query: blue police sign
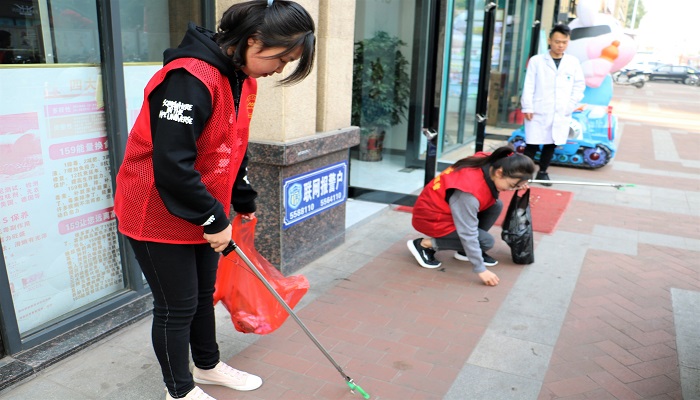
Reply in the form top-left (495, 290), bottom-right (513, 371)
top-left (283, 161), bottom-right (347, 228)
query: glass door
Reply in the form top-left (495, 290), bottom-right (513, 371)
top-left (492, 0), bottom-right (538, 129)
top-left (350, 0), bottom-right (427, 198)
top-left (438, 0), bottom-right (485, 163)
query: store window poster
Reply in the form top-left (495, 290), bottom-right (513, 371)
top-left (0, 67), bottom-right (123, 333)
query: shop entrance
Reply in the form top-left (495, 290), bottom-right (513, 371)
top-left (349, 0), bottom-right (490, 204)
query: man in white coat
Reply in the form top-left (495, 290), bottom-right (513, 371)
top-left (521, 24), bottom-right (585, 185)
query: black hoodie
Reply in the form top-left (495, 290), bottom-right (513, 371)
top-left (148, 23), bottom-right (257, 235)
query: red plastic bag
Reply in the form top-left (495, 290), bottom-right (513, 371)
top-left (213, 215), bottom-right (309, 334)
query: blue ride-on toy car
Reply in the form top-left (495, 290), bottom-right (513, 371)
top-left (508, 105), bottom-right (617, 169)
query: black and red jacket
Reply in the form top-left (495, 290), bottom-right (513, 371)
top-left (115, 24), bottom-right (257, 244)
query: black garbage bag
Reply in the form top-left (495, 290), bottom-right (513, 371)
top-left (500, 188), bottom-right (534, 264)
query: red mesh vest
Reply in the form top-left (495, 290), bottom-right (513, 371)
top-left (412, 164), bottom-right (496, 238)
top-left (114, 58), bottom-right (257, 244)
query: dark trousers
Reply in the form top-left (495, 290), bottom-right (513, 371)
top-left (433, 199), bottom-right (503, 251)
top-left (128, 238), bottom-right (220, 398)
top-left (524, 143), bottom-right (556, 172)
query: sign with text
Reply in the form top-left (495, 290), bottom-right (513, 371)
top-left (283, 161), bottom-right (347, 229)
top-left (0, 64), bottom-right (160, 334)
top-left (0, 66), bottom-right (124, 334)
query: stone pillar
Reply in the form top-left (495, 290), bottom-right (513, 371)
top-left (248, 129), bottom-right (358, 275)
top-left (216, 0), bottom-right (359, 275)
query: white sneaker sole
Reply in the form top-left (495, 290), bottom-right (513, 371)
top-left (193, 375), bottom-right (262, 392)
top-left (407, 240), bottom-right (441, 269)
top-left (453, 252), bottom-right (470, 262)
top-left (455, 251), bottom-right (497, 267)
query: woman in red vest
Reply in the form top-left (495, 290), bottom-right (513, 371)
top-left (408, 146), bottom-right (535, 286)
top-left (114, 1), bottom-right (315, 399)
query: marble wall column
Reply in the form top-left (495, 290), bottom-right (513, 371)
top-left (216, 0), bottom-right (358, 274)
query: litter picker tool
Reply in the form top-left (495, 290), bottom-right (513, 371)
top-left (529, 179), bottom-right (635, 190)
top-left (222, 241), bottom-right (371, 399)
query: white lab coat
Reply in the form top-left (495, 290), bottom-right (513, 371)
top-left (520, 52), bottom-right (586, 145)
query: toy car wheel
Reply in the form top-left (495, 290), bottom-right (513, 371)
top-left (570, 153), bottom-right (584, 164)
top-left (510, 136), bottom-right (527, 154)
top-left (557, 154), bottom-right (569, 163)
top-left (583, 146), bottom-right (611, 168)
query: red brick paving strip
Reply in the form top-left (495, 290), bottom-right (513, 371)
top-left (539, 245), bottom-right (698, 399)
top-left (215, 238), bottom-right (526, 399)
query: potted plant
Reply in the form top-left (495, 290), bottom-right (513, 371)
top-left (351, 31), bottom-right (411, 161)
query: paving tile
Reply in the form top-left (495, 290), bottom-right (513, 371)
top-left (467, 331), bottom-right (554, 381)
top-left (543, 359), bottom-right (600, 381)
top-left (627, 355), bottom-right (680, 380)
top-left (581, 388), bottom-right (618, 399)
top-left (627, 375), bottom-right (680, 398)
top-left (445, 364), bottom-right (542, 400)
top-left (592, 355), bottom-right (643, 383)
top-left (0, 377), bottom-right (102, 400)
top-left (586, 370), bottom-right (643, 399)
top-left (545, 375), bottom-right (599, 397)
top-left (628, 343), bottom-right (678, 362)
top-left (679, 367), bottom-right (700, 400)
top-left (261, 351), bottom-right (314, 373)
top-left (40, 343), bottom-right (155, 399)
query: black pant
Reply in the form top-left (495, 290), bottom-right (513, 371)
top-left (128, 238), bottom-right (220, 398)
top-left (524, 143), bottom-right (556, 172)
top-left (433, 199), bottom-right (503, 252)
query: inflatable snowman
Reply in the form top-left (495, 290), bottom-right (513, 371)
top-left (567, 0), bottom-right (637, 105)
top-left (508, 0), bottom-right (637, 169)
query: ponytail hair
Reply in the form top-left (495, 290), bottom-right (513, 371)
top-left (452, 146), bottom-right (535, 182)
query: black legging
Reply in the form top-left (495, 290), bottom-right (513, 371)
top-left (128, 238), bottom-right (221, 398)
top-left (433, 199), bottom-right (503, 253)
top-left (524, 143), bottom-right (556, 172)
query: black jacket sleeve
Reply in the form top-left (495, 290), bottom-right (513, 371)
top-left (149, 69), bottom-right (230, 234)
top-left (231, 151), bottom-right (257, 213)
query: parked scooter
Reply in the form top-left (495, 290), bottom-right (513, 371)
top-left (612, 68), bottom-right (646, 88)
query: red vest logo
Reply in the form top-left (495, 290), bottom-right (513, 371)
top-left (246, 94), bottom-right (256, 119)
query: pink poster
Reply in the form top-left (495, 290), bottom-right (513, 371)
top-left (0, 113), bottom-right (43, 180)
top-left (0, 67), bottom-right (123, 333)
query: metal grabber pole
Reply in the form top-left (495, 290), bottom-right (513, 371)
top-left (222, 241), bottom-right (371, 399)
top-left (529, 179), bottom-right (635, 190)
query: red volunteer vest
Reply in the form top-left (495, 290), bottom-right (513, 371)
top-left (114, 58), bottom-right (257, 244)
top-left (412, 164), bottom-right (496, 238)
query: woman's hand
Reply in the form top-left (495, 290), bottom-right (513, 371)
top-left (238, 212), bottom-right (256, 221)
top-left (515, 181), bottom-right (530, 191)
top-left (203, 224), bottom-right (233, 253)
top-left (478, 270), bottom-right (500, 286)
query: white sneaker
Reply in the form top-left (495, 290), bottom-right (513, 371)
top-left (454, 251), bottom-right (469, 261)
top-left (193, 361), bottom-right (263, 391)
top-left (165, 386), bottom-right (215, 400)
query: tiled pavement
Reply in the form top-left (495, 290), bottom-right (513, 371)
top-left (0, 82), bottom-right (698, 399)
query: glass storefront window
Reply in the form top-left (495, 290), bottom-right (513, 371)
top-left (119, 1), bottom-right (203, 130)
top-left (439, 0), bottom-right (485, 161)
top-left (0, 1), bottom-right (122, 335)
top-left (120, 0), bottom-right (201, 63)
top-left (496, 0), bottom-right (536, 128)
top-left (0, 1), bottom-right (102, 64)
